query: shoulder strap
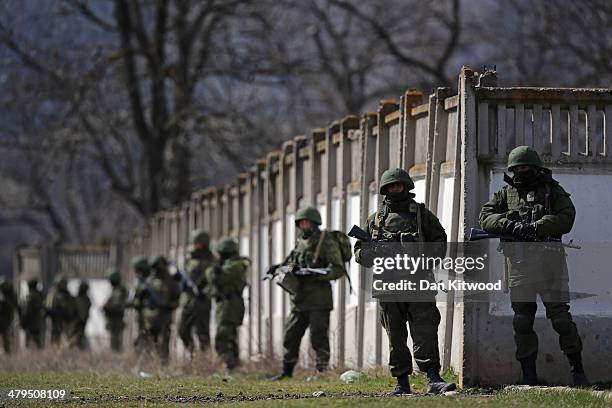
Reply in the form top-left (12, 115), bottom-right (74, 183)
top-left (417, 203), bottom-right (423, 242)
top-left (313, 230), bottom-right (326, 262)
top-left (371, 201), bottom-right (388, 241)
top-left (544, 183), bottom-right (552, 215)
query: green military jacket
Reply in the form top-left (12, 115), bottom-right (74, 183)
top-left (479, 174), bottom-right (575, 287)
top-left (206, 256), bottom-right (249, 325)
top-left (46, 288), bottom-right (76, 326)
top-left (179, 250), bottom-right (215, 307)
top-left (20, 289), bottom-right (44, 329)
top-left (0, 287), bottom-right (18, 331)
top-left (143, 271), bottom-right (180, 320)
top-left (287, 228), bottom-right (345, 312)
top-left (75, 293), bottom-right (91, 325)
top-left (104, 284), bottom-right (128, 320)
top-left (354, 197), bottom-right (447, 264)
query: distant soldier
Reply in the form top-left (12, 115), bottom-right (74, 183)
top-left (178, 230), bottom-right (215, 354)
top-left (128, 256), bottom-right (151, 351)
top-left (103, 268), bottom-right (128, 352)
top-left (480, 146), bottom-right (587, 386)
top-left (206, 239), bottom-right (248, 371)
top-left (19, 278), bottom-right (45, 349)
top-left (354, 168), bottom-right (455, 395)
top-left (143, 255), bottom-right (180, 361)
top-left (73, 280), bottom-right (91, 350)
top-left (46, 275), bottom-right (76, 345)
top-left (269, 207), bottom-right (346, 380)
top-left (0, 277), bottom-right (18, 354)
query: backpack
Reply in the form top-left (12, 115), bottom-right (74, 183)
top-left (313, 230), bottom-right (353, 264)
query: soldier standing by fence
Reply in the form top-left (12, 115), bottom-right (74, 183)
top-left (46, 275), bottom-right (76, 346)
top-left (0, 277), bottom-right (18, 354)
top-left (19, 278), bottom-right (45, 349)
top-left (103, 268), bottom-right (128, 352)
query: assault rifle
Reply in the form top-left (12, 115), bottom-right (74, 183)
top-left (347, 225), bottom-right (371, 242)
top-left (468, 228), bottom-right (581, 249)
top-left (170, 263), bottom-right (200, 297)
top-left (263, 251), bottom-right (329, 280)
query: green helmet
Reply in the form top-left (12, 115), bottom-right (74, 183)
top-left (190, 230), bottom-right (210, 247)
top-left (131, 256), bottom-right (149, 272)
top-left (216, 239), bottom-right (238, 257)
top-left (507, 146), bottom-right (542, 170)
top-left (79, 280), bottom-right (89, 293)
top-left (106, 267), bottom-right (121, 284)
top-left (150, 255), bottom-right (168, 269)
top-left (379, 168), bottom-right (415, 194)
top-left (53, 274), bottom-right (68, 290)
top-left (294, 207), bottom-right (322, 226)
top-left (27, 278), bottom-right (39, 289)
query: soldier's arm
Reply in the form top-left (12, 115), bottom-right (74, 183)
top-left (422, 206), bottom-right (448, 257)
top-left (479, 188), bottom-right (512, 234)
top-left (534, 185), bottom-right (575, 237)
top-left (314, 237), bottom-right (345, 281)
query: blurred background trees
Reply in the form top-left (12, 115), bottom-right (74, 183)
top-left (0, 0), bottom-right (611, 271)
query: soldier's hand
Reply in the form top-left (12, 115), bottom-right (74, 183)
top-left (287, 264), bottom-right (300, 274)
top-left (511, 222), bottom-right (537, 240)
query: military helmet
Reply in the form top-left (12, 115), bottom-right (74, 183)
top-left (79, 280), bottom-right (89, 292)
top-left (507, 146), bottom-right (543, 170)
top-left (216, 239), bottom-right (239, 257)
top-left (27, 278), bottom-right (39, 289)
top-left (53, 274), bottom-right (68, 289)
top-left (150, 255), bottom-right (168, 268)
top-left (294, 207), bottom-right (322, 226)
top-left (131, 256), bottom-right (149, 272)
top-left (0, 276), bottom-right (11, 292)
top-left (105, 267), bottom-right (121, 283)
top-left (190, 230), bottom-right (210, 247)
top-left (379, 168), bottom-right (415, 194)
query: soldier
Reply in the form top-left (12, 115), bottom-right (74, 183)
top-left (73, 280), bottom-right (91, 350)
top-left (354, 168), bottom-right (455, 395)
top-left (178, 230), bottom-right (215, 354)
top-left (0, 277), bottom-right (18, 354)
top-left (103, 268), bottom-right (128, 352)
top-left (206, 239), bottom-right (248, 371)
top-left (19, 278), bottom-right (45, 349)
top-left (143, 255), bottom-right (180, 362)
top-left (479, 146), bottom-right (587, 386)
top-left (46, 275), bottom-right (76, 345)
top-left (269, 207), bottom-right (346, 380)
top-left (128, 256), bottom-right (151, 351)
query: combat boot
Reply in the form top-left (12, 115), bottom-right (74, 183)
top-left (267, 363), bottom-right (294, 381)
top-left (518, 355), bottom-right (538, 386)
top-left (567, 352), bottom-right (589, 387)
top-left (426, 367), bottom-right (456, 395)
top-left (391, 373), bottom-right (411, 395)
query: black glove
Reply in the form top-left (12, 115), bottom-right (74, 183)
top-left (510, 222), bottom-right (537, 240)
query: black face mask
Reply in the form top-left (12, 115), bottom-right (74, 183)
top-left (386, 190), bottom-right (409, 202)
top-left (512, 168), bottom-right (539, 189)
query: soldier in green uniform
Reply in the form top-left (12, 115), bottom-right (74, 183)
top-left (103, 268), bottom-right (128, 352)
top-left (0, 277), bottom-right (18, 354)
top-left (206, 239), bottom-right (248, 371)
top-left (128, 256), bottom-right (151, 351)
top-left (178, 230), bottom-right (215, 354)
top-left (46, 275), bottom-right (76, 345)
top-left (19, 278), bottom-right (45, 349)
top-left (73, 280), bottom-right (91, 350)
top-left (143, 255), bottom-right (180, 362)
top-left (479, 146), bottom-right (587, 386)
top-left (269, 207), bottom-right (346, 380)
top-left (354, 168), bottom-right (455, 395)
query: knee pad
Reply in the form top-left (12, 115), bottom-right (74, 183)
top-left (513, 313), bottom-right (534, 334)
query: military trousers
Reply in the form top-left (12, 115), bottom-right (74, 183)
top-left (106, 320), bottom-right (125, 352)
top-left (510, 285), bottom-right (582, 360)
top-left (215, 323), bottom-right (240, 369)
top-left (380, 301), bottom-right (441, 377)
top-left (178, 297), bottom-right (211, 352)
top-left (282, 309), bottom-right (330, 371)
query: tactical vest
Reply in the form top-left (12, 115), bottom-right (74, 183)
top-left (372, 200), bottom-right (423, 242)
top-left (506, 183), bottom-right (552, 226)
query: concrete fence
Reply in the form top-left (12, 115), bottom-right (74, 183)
top-left (125, 67), bottom-right (612, 386)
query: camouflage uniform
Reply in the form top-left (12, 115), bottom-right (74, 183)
top-left (354, 168), bottom-right (454, 395)
top-left (103, 268), bottom-right (128, 352)
top-left (206, 239), bottom-right (248, 370)
top-left (0, 277), bottom-right (18, 354)
top-left (479, 146), bottom-right (586, 385)
top-left (129, 257), bottom-right (150, 351)
top-left (73, 280), bottom-right (91, 350)
top-left (20, 279), bottom-right (45, 349)
top-left (271, 207), bottom-right (346, 379)
top-left (142, 256), bottom-right (180, 361)
top-left (46, 275), bottom-right (76, 345)
top-left (178, 230), bottom-right (215, 353)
